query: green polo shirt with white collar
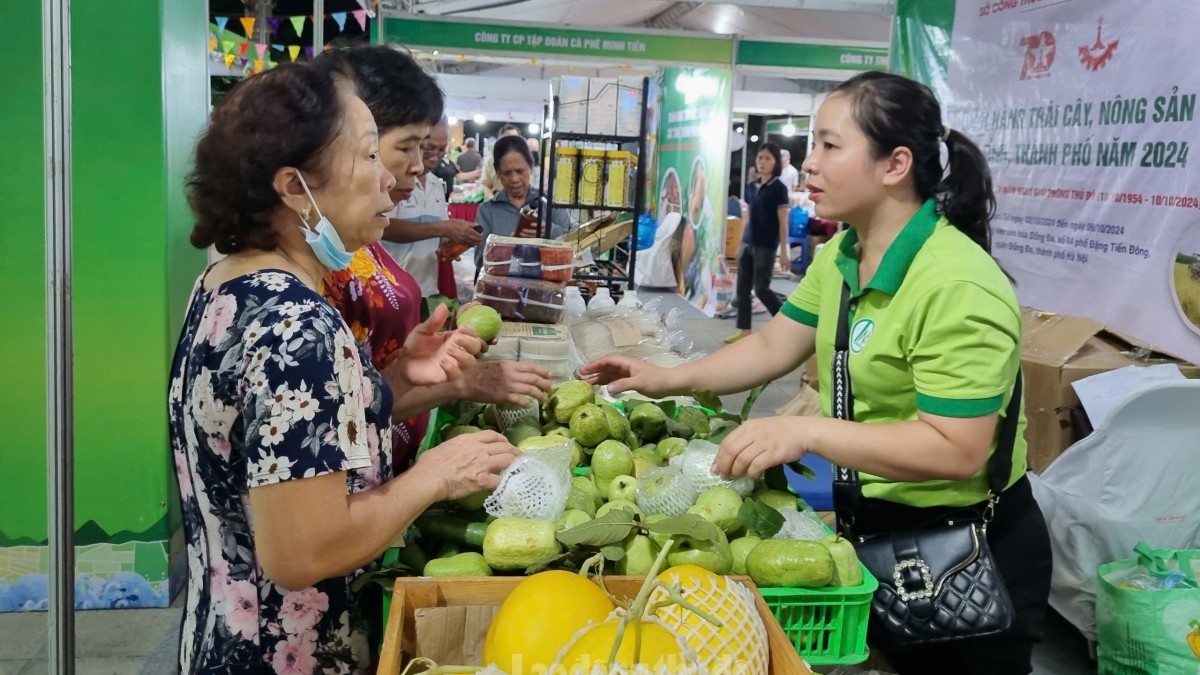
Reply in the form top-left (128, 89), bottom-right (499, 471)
top-left (782, 200), bottom-right (1029, 508)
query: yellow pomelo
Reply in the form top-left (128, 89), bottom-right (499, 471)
top-left (650, 565), bottom-right (770, 675)
top-left (554, 614), bottom-right (698, 674)
top-left (484, 570), bottom-right (616, 674)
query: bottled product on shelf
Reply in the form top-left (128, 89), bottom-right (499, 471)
top-left (587, 286), bottom-right (615, 310)
top-left (563, 286), bottom-right (587, 319)
top-left (553, 147), bottom-right (578, 205)
top-left (603, 151), bottom-right (632, 208)
top-left (577, 149), bottom-right (606, 206)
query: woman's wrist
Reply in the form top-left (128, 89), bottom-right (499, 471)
top-left (399, 461), bottom-right (447, 505)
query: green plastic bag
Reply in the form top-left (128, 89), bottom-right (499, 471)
top-left (1096, 542), bottom-right (1200, 674)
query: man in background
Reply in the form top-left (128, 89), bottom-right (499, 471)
top-left (456, 137), bottom-right (483, 182)
top-left (779, 148), bottom-right (801, 192)
top-left (384, 117), bottom-right (481, 297)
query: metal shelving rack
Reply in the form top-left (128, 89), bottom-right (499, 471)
top-left (541, 77), bottom-right (651, 290)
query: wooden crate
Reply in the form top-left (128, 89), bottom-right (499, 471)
top-left (378, 575), bottom-right (812, 675)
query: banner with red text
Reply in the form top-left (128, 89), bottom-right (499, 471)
top-left (920, 0), bottom-right (1200, 361)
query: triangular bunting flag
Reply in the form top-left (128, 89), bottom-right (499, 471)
top-left (225, 53), bottom-right (236, 68)
top-left (209, 37), bottom-right (217, 52)
top-left (288, 45), bottom-right (301, 61)
top-left (352, 10), bottom-right (367, 30)
top-left (215, 16), bottom-right (229, 33)
top-left (254, 59), bottom-right (265, 73)
top-left (222, 40), bottom-right (237, 55)
top-left (272, 43), bottom-right (284, 52)
top-left (240, 17), bottom-right (256, 37)
top-left (304, 46), bottom-right (315, 60)
top-left (238, 42), bottom-right (251, 57)
top-left (332, 12), bottom-right (347, 31)
top-left (255, 43), bottom-right (268, 59)
top-left (289, 15), bottom-right (306, 36)
top-left (267, 16), bottom-right (281, 35)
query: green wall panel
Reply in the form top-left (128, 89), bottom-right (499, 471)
top-left (0, 0), bottom-right (48, 545)
top-left (1, 0), bottom-right (206, 610)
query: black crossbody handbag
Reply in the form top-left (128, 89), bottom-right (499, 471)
top-left (828, 282), bottom-right (1019, 648)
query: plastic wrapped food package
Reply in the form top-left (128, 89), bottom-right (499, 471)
top-left (480, 235), bottom-right (576, 282)
top-left (568, 305), bottom-right (690, 366)
top-left (474, 275), bottom-right (566, 324)
top-left (479, 336), bottom-right (520, 363)
top-left (519, 336), bottom-right (578, 383)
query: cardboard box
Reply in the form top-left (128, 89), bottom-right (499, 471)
top-left (616, 76), bottom-right (644, 136)
top-left (586, 77), bottom-right (618, 136)
top-left (379, 575), bottom-right (813, 675)
top-left (1020, 308), bottom-right (1200, 473)
top-left (561, 216), bottom-right (633, 257)
top-left (554, 76), bottom-right (590, 134)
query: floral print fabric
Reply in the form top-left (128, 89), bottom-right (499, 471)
top-left (323, 243), bottom-right (428, 470)
top-left (169, 269), bottom-right (393, 674)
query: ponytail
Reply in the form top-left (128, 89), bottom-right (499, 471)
top-left (831, 72), bottom-right (1000, 258)
top-left (938, 129), bottom-right (996, 253)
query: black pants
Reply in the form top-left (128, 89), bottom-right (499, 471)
top-left (853, 477), bottom-right (1053, 675)
top-left (736, 243), bottom-right (782, 329)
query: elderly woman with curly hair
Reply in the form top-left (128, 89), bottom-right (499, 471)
top-left (169, 63), bottom-right (518, 674)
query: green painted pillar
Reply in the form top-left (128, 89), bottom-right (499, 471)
top-left (0, 1), bottom-right (208, 609)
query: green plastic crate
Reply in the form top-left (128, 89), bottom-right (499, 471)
top-left (757, 561), bottom-right (876, 666)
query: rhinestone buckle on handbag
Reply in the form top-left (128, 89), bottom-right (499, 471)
top-left (894, 558), bottom-right (934, 601)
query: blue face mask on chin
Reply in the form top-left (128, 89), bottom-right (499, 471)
top-left (296, 172), bottom-right (354, 271)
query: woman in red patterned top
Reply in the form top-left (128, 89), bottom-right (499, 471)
top-left (317, 47), bottom-right (551, 470)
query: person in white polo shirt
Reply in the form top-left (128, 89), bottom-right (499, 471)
top-left (779, 148), bottom-right (801, 192)
top-left (384, 117), bottom-right (481, 296)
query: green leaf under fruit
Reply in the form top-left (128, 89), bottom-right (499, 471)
top-left (738, 500), bottom-right (785, 539)
top-left (664, 419), bottom-right (694, 440)
top-left (556, 509), bottom-right (637, 547)
top-left (452, 402), bottom-right (486, 427)
top-left (601, 545), bottom-right (626, 562)
top-left (708, 420), bottom-right (739, 445)
top-left (763, 466), bottom-right (790, 492)
top-left (692, 390), bottom-right (724, 414)
top-left (655, 400), bottom-right (679, 419)
top-left (645, 514), bottom-right (723, 542)
top-left (740, 382), bottom-right (772, 423)
top-left (525, 552), bottom-right (573, 575)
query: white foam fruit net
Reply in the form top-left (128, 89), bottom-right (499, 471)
top-left (649, 572), bottom-right (769, 675)
top-left (775, 508), bottom-right (829, 541)
top-left (636, 466), bottom-right (698, 517)
top-left (669, 440), bottom-right (754, 498)
top-left (493, 398), bottom-right (541, 431)
top-left (484, 442), bottom-right (572, 521)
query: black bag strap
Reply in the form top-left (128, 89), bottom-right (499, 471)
top-left (831, 281), bottom-right (1024, 537)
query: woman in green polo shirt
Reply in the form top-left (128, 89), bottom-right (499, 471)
top-left (581, 71), bottom-right (1051, 675)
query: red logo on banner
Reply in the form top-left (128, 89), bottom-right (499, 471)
top-left (1079, 17), bottom-right (1119, 71)
top-left (1019, 31), bottom-right (1056, 80)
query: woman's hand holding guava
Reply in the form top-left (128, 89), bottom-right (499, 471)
top-left (712, 416), bottom-right (810, 480)
top-left (412, 431), bottom-right (518, 501)
top-left (461, 361), bottom-right (552, 406)
top-left (391, 304), bottom-right (484, 386)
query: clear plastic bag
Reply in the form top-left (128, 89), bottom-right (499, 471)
top-left (775, 509), bottom-right (829, 541)
top-left (484, 441), bottom-right (573, 521)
